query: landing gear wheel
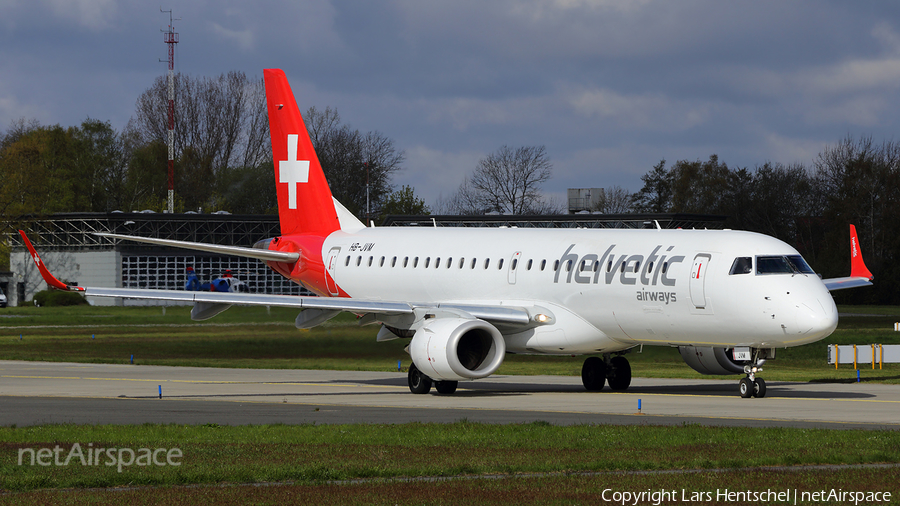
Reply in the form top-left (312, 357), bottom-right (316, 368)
top-left (753, 377), bottom-right (766, 398)
top-left (739, 377), bottom-right (753, 398)
top-left (607, 356), bottom-right (632, 391)
top-left (581, 356), bottom-right (607, 391)
top-left (408, 363), bottom-right (432, 394)
top-left (435, 380), bottom-right (458, 394)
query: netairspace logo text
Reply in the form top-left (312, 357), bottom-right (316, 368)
top-left (602, 488), bottom-right (893, 505)
top-left (18, 443), bottom-right (182, 473)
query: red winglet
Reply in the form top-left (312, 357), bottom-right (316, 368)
top-left (18, 230), bottom-right (84, 292)
top-left (849, 224), bottom-right (874, 280)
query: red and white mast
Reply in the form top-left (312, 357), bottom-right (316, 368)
top-left (161, 9), bottom-right (179, 213)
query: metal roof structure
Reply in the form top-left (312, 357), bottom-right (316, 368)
top-left (7, 212), bottom-right (281, 250)
top-left (6, 211), bottom-right (726, 251)
top-left (381, 213), bottom-right (727, 229)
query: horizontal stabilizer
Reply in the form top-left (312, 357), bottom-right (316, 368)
top-left (94, 232), bottom-right (300, 263)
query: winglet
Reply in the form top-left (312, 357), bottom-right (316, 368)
top-left (849, 224), bottom-right (874, 280)
top-left (18, 230), bottom-right (84, 292)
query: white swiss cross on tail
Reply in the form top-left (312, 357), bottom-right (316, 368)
top-left (279, 133), bottom-right (309, 209)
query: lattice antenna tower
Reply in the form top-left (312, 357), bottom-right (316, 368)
top-left (160, 8), bottom-right (180, 213)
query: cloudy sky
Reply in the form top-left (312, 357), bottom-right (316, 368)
top-left (3, 1), bottom-right (900, 208)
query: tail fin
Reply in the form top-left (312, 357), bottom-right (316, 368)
top-left (264, 69), bottom-right (341, 236)
top-left (849, 224), bottom-right (874, 280)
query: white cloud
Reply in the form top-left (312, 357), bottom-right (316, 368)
top-left (402, 145), bottom-right (484, 206)
top-left (42, 0), bottom-right (118, 31)
top-left (209, 22), bottom-right (255, 52)
top-left (566, 87), bottom-right (712, 132)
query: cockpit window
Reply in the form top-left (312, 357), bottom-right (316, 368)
top-left (786, 255), bottom-right (815, 274)
top-left (756, 255), bottom-right (815, 275)
top-left (729, 257), bottom-right (752, 275)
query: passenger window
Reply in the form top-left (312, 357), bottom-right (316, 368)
top-left (435, 258), bottom-right (441, 268)
top-left (498, 258), bottom-right (504, 269)
top-left (471, 258), bottom-right (476, 269)
top-left (367, 256), bottom-right (373, 267)
top-left (729, 257), bottom-right (752, 275)
top-left (379, 256), bottom-right (385, 267)
top-left (413, 257), bottom-right (419, 268)
top-left (554, 260), bottom-right (560, 271)
top-left (424, 257), bottom-right (430, 268)
top-left (527, 259), bottom-right (532, 270)
top-left (579, 260), bottom-right (586, 272)
top-left (391, 256), bottom-right (397, 267)
top-left (403, 257), bottom-right (409, 268)
top-left (459, 258), bottom-right (465, 269)
top-left (540, 259), bottom-right (546, 271)
top-left (356, 256), bottom-right (362, 266)
top-left (484, 259), bottom-right (490, 269)
top-left (566, 260), bottom-right (572, 272)
top-left (647, 261), bottom-right (654, 273)
top-left (345, 256), bottom-right (350, 267)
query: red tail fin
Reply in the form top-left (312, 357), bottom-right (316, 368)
top-left (849, 224), bottom-right (874, 280)
top-left (264, 69), bottom-right (340, 237)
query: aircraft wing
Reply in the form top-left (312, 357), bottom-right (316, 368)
top-left (19, 231), bottom-right (532, 327)
top-left (93, 232), bottom-right (299, 263)
top-left (821, 276), bottom-right (872, 291)
top-left (821, 224), bottom-right (874, 291)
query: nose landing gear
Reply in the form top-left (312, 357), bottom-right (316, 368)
top-left (738, 351), bottom-right (767, 398)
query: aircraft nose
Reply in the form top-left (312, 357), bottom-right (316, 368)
top-left (795, 294), bottom-right (838, 340)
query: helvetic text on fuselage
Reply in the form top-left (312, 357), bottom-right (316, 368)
top-left (554, 244), bottom-right (684, 304)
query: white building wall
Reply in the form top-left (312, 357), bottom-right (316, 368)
top-left (9, 249), bottom-right (121, 306)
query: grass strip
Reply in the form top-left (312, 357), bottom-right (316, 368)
top-left (4, 467), bottom-right (900, 505)
top-left (1, 422), bottom-right (899, 492)
top-left (2, 306), bottom-right (899, 383)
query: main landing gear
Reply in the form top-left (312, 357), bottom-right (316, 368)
top-left (581, 354), bottom-right (632, 391)
top-left (407, 363), bottom-right (458, 395)
top-left (738, 351), bottom-right (767, 398)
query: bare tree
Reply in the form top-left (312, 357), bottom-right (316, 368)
top-left (305, 107), bottom-right (404, 220)
top-left (451, 145), bottom-right (554, 214)
top-left (591, 186), bottom-right (633, 214)
top-left (131, 71), bottom-right (271, 176)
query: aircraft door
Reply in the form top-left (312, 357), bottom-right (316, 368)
top-left (325, 247), bottom-right (341, 296)
top-left (689, 254), bottom-right (711, 308)
top-left (508, 251), bottom-right (522, 284)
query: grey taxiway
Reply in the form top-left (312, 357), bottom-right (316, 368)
top-left (1, 360), bottom-right (898, 429)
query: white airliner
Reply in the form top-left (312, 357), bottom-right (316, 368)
top-left (21, 69), bottom-right (874, 398)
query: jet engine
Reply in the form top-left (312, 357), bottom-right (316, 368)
top-left (678, 346), bottom-right (745, 375)
top-left (409, 317), bottom-right (506, 381)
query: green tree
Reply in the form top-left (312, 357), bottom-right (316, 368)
top-left (379, 185), bottom-right (430, 222)
top-left (217, 160), bottom-right (278, 215)
top-left (630, 159), bottom-right (671, 213)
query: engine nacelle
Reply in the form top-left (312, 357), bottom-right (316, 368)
top-left (409, 317), bottom-right (506, 381)
top-left (678, 346), bottom-right (745, 375)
